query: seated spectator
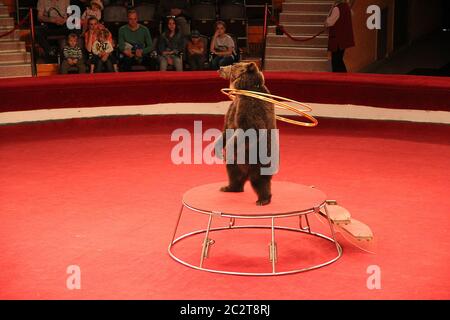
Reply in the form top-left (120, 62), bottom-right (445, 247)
top-left (186, 30), bottom-right (205, 71)
top-left (91, 29), bottom-right (117, 73)
top-left (210, 21), bottom-right (235, 70)
top-left (118, 10), bottom-right (154, 71)
top-left (60, 33), bottom-right (86, 74)
top-left (81, 0), bottom-right (104, 33)
top-left (36, 0), bottom-right (70, 58)
top-left (158, 0), bottom-right (191, 36)
top-left (158, 17), bottom-right (184, 71)
top-left (84, 17), bottom-right (114, 69)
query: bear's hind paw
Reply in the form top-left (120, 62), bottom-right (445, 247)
top-left (220, 186), bottom-right (244, 192)
top-left (256, 198), bottom-right (271, 206)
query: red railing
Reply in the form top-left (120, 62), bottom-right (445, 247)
top-left (0, 7), bottom-right (36, 76)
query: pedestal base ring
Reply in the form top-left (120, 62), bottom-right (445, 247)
top-left (168, 224), bottom-right (343, 276)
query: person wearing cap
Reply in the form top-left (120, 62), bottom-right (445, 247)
top-left (81, 0), bottom-right (104, 33)
top-left (186, 30), bottom-right (205, 71)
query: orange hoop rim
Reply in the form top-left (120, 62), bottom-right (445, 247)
top-left (221, 88), bottom-right (318, 127)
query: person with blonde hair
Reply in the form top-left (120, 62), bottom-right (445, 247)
top-left (325, 0), bottom-right (355, 72)
top-left (91, 29), bottom-right (117, 73)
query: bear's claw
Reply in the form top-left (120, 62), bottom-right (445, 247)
top-left (220, 186), bottom-right (244, 192)
top-left (256, 199), bottom-right (271, 206)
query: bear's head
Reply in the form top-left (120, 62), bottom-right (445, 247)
top-left (219, 62), bottom-right (265, 91)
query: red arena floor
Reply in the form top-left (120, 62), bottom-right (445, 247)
top-left (1, 115), bottom-right (449, 299)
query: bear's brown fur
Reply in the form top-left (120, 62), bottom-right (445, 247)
top-left (218, 62), bottom-right (277, 205)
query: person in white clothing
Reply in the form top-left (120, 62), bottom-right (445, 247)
top-left (91, 29), bottom-right (117, 73)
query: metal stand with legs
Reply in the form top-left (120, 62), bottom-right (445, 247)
top-left (168, 203), bottom-right (342, 276)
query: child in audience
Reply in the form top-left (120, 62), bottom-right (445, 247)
top-left (186, 30), bottom-right (205, 70)
top-left (81, 0), bottom-right (104, 32)
top-left (210, 21), bottom-right (235, 70)
top-left (60, 33), bottom-right (86, 74)
top-left (91, 29), bottom-right (117, 73)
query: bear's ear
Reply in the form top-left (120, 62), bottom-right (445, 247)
top-left (246, 62), bottom-right (259, 73)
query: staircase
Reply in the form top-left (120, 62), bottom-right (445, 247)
top-left (264, 0), bottom-right (333, 71)
top-left (0, 1), bottom-right (32, 78)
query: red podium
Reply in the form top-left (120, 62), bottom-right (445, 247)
top-left (168, 181), bottom-right (342, 276)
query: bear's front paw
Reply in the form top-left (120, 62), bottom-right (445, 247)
top-left (256, 198), bottom-right (271, 206)
top-left (220, 186), bottom-right (244, 192)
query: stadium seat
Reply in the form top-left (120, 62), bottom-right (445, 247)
top-left (135, 3), bottom-right (158, 34)
top-left (190, 4), bottom-right (217, 37)
top-left (219, 3), bottom-right (247, 38)
top-left (103, 5), bottom-right (128, 37)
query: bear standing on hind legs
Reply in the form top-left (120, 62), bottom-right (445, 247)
top-left (218, 62), bottom-right (278, 206)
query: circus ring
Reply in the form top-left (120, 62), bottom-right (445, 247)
top-left (0, 72), bottom-right (450, 299)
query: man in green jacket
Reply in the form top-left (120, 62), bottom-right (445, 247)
top-left (118, 10), bottom-right (154, 71)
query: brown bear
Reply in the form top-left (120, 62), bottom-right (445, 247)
top-left (217, 62), bottom-right (278, 206)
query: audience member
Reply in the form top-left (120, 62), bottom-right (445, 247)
top-left (210, 21), bottom-right (235, 70)
top-left (118, 10), bottom-right (154, 71)
top-left (325, 0), bottom-right (355, 72)
top-left (91, 29), bottom-right (117, 73)
top-left (36, 0), bottom-right (70, 58)
top-left (60, 33), bottom-right (86, 74)
top-left (186, 30), bottom-right (205, 71)
top-left (158, 0), bottom-right (191, 36)
top-left (158, 17), bottom-right (184, 71)
top-left (81, 0), bottom-right (104, 33)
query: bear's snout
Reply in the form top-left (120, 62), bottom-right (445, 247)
top-left (219, 66), bottom-right (232, 79)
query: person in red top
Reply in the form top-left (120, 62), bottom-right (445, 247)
top-left (325, 0), bottom-right (355, 72)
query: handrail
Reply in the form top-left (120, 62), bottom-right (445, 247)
top-left (261, 3), bottom-right (268, 70)
top-left (0, 5), bottom-right (35, 77)
top-left (29, 7), bottom-right (36, 77)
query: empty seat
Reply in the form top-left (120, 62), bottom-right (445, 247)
top-left (103, 5), bottom-right (128, 23)
top-left (219, 3), bottom-right (246, 38)
top-left (219, 3), bottom-right (246, 20)
top-left (103, 5), bottom-right (128, 38)
top-left (190, 4), bottom-right (217, 37)
top-left (135, 3), bottom-right (156, 22)
top-left (191, 0), bottom-right (217, 5)
top-left (190, 4), bottom-right (217, 20)
top-left (132, 0), bottom-right (158, 5)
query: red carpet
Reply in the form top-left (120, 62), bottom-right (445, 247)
top-left (1, 71), bottom-right (450, 112)
top-left (0, 115), bottom-right (449, 299)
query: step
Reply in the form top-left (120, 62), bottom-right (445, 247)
top-left (0, 40), bottom-right (26, 52)
top-left (282, 2), bottom-right (333, 13)
top-left (264, 57), bottom-right (330, 71)
top-left (0, 63), bottom-right (32, 78)
top-left (265, 46), bottom-right (328, 58)
top-left (266, 34), bottom-right (328, 47)
top-left (0, 16), bottom-right (13, 27)
top-left (0, 5), bottom-right (8, 16)
top-left (268, 24), bottom-right (326, 36)
top-left (280, 12), bottom-right (328, 24)
top-left (0, 28), bottom-right (20, 41)
top-left (37, 63), bottom-right (59, 76)
top-left (0, 51), bottom-right (31, 64)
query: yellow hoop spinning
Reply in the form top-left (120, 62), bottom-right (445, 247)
top-left (221, 88), bottom-right (318, 127)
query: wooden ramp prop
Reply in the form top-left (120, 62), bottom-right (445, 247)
top-left (317, 200), bottom-right (375, 253)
